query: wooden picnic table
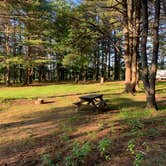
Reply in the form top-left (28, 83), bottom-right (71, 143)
top-left (74, 94), bottom-right (107, 110)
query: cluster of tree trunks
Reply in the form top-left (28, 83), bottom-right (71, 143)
top-left (123, 0), bottom-right (161, 110)
top-left (123, 0), bottom-right (141, 93)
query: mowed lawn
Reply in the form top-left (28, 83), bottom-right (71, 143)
top-left (0, 81), bottom-right (166, 166)
top-left (0, 82), bottom-right (124, 100)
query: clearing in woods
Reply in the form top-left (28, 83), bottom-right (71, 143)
top-left (0, 81), bottom-right (166, 166)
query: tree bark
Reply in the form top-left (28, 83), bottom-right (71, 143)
top-left (123, 0), bottom-right (141, 93)
top-left (107, 39), bottom-right (111, 79)
top-left (4, 23), bottom-right (10, 86)
top-left (149, 0), bottom-right (160, 110)
top-left (141, 0), bottom-right (150, 99)
top-left (123, 0), bottom-right (131, 92)
top-left (113, 31), bottom-right (121, 80)
top-left (141, 0), bottom-right (160, 110)
top-left (131, 0), bottom-right (141, 92)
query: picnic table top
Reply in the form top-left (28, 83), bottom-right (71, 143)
top-left (79, 94), bottom-right (103, 100)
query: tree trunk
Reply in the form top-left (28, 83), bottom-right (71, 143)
top-left (108, 39), bottom-right (111, 79)
top-left (23, 68), bottom-right (29, 85)
top-left (114, 47), bottom-right (120, 80)
top-left (141, 0), bottom-right (150, 101)
top-left (141, 0), bottom-right (160, 110)
top-left (96, 45), bottom-right (100, 81)
top-left (131, 0), bottom-right (141, 92)
top-left (123, 0), bottom-right (141, 93)
top-left (101, 40), bottom-right (104, 78)
top-left (4, 23), bottom-right (10, 86)
top-left (113, 31), bottom-right (121, 80)
top-left (123, 0), bottom-right (131, 92)
top-left (93, 52), bottom-right (97, 80)
top-left (149, 0), bottom-right (160, 110)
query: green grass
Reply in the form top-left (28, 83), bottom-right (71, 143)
top-left (120, 109), bottom-right (152, 119)
top-left (0, 81), bottom-right (165, 100)
top-left (0, 81), bottom-right (165, 165)
top-left (0, 82), bottom-right (124, 100)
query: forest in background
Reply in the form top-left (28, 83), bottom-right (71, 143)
top-left (0, 1), bottom-right (166, 165)
top-left (0, 0), bottom-right (166, 109)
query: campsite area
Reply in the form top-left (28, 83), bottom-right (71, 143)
top-left (0, 81), bottom-right (166, 166)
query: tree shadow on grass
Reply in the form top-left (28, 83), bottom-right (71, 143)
top-left (106, 96), bottom-right (146, 110)
top-left (0, 97), bottom-right (165, 166)
top-left (49, 89), bottom-right (111, 98)
top-left (105, 93), bottom-right (166, 111)
top-left (137, 88), bottom-right (166, 94)
top-left (1, 95), bottom-right (165, 131)
top-left (0, 106), bottom-right (75, 130)
top-left (2, 114), bottom-right (164, 165)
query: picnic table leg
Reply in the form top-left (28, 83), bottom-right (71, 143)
top-left (91, 100), bottom-right (99, 110)
top-left (99, 96), bottom-right (104, 101)
top-left (87, 100), bottom-right (91, 105)
top-left (100, 96), bottom-right (107, 107)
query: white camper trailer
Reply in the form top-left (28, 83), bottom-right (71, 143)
top-left (156, 70), bottom-right (166, 80)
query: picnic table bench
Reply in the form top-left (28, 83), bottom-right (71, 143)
top-left (73, 94), bottom-right (107, 111)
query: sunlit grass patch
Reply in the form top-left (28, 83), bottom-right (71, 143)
top-left (156, 81), bottom-right (166, 92)
top-left (0, 81), bottom-right (165, 165)
top-left (0, 82), bottom-right (124, 100)
top-left (120, 108), bottom-right (152, 120)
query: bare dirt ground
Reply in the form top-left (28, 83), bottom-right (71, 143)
top-left (0, 94), bottom-right (166, 166)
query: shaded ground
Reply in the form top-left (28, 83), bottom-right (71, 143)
top-left (0, 82), bottom-right (166, 166)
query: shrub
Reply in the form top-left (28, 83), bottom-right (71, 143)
top-left (65, 141), bottom-right (92, 165)
top-left (98, 137), bottom-right (112, 160)
top-left (41, 154), bottom-right (54, 166)
top-left (145, 128), bottom-right (160, 138)
top-left (134, 151), bottom-right (145, 166)
top-left (127, 139), bottom-right (136, 154)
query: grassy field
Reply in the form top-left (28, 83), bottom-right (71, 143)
top-left (0, 81), bottom-right (166, 166)
top-left (0, 81), bottom-right (125, 100)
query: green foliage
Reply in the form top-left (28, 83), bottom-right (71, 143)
top-left (145, 128), bottom-right (160, 138)
top-left (53, 0), bottom-right (73, 11)
top-left (132, 129), bottom-right (144, 137)
top-left (61, 134), bottom-right (70, 142)
top-left (65, 155), bottom-right (75, 166)
top-left (128, 119), bottom-right (144, 130)
top-left (63, 53), bottom-right (88, 69)
top-left (68, 115), bottom-right (79, 124)
top-left (142, 142), bottom-right (150, 153)
top-left (128, 119), bottom-right (144, 137)
top-left (122, 119), bottom-right (145, 137)
top-left (127, 140), bottom-right (145, 166)
top-left (65, 141), bottom-right (92, 165)
top-left (41, 154), bottom-right (54, 166)
top-left (120, 109), bottom-right (151, 119)
top-left (127, 139), bottom-right (136, 154)
top-left (134, 151), bottom-right (145, 166)
top-left (23, 39), bottom-right (49, 46)
top-left (98, 137), bottom-right (112, 160)
top-left (6, 57), bottom-right (24, 65)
